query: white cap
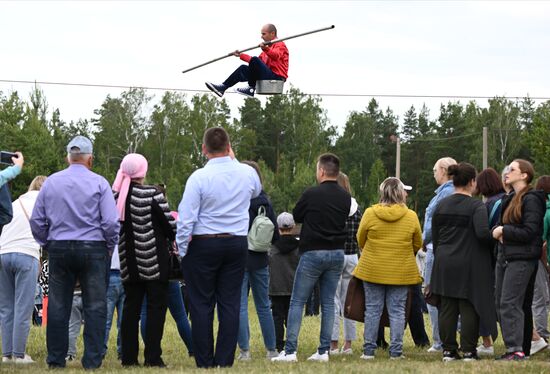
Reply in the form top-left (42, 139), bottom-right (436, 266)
top-left (277, 212), bottom-right (295, 229)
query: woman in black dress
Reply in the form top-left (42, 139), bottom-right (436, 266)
top-left (430, 162), bottom-right (497, 362)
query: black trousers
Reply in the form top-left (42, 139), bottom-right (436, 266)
top-left (408, 284), bottom-right (430, 347)
top-left (181, 236), bottom-right (247, 368)
top-left (121, 280), bottom-right (168, 366)
top-left (438, 296), bottom-right (479, 353)
top-left (271, 295), bottom-right (291, 352)
top-left (522, 262), bottom-right (537, 356)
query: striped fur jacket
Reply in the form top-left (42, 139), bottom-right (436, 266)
top-left (115, 183), bottom-right (176, 282)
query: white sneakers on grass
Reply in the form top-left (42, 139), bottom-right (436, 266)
top-left (427, 345), bottom-right (442, 353)
top-left (237, 350), bottom-right (251, 361)
top-left (530, 337), bottom-right (548, 355)
top-left (271, 350), bottom-right (329, 363)
top-left (266, 350), bottom-right (279, 359)
top-left (329, 347), bottom-right (353, 355)
top-left (2, 354), bottom-right (35, 364)
top-left (476, 344), bottom-right (494, 356)
top-left (271, 351), bottom-right (297, 362)
top-left (307, 352), bottom-right (329, 362)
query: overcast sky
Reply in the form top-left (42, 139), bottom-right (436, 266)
top-left (1, 1), bottom-right (549, 132)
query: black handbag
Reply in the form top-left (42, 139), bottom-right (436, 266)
top-left (168, 251), bottom-right (184, 281)
top-left (423, 284), bottom-right (440, 307)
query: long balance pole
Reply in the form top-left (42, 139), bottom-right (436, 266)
top-left (182, 25), bottom-right (335, 74)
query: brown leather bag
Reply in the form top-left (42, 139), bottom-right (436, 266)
top-left (343, 276), bottom-right (365, 322)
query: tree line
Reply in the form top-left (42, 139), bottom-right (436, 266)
top-left (1, 86), bottom-right (549, 221)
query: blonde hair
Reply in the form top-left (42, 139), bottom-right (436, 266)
top-left (379, 177), bottom-right (407, 205)
top-left (435, 157), bottom-right (457, 176)
top-left (28, 175), bottom-right (47, 191)
top-left (337, 172), bottom-right (351, 194)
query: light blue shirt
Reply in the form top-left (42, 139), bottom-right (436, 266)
top-left (422, 180), bottom-right (454, 244)
top-left (0, 165), bottom-right (21, 187)
top-left (176, 156), bottom-right (261, 256)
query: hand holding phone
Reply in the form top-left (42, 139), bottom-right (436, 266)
top-left (0, 151), bottom-right (24, 169)
top-left (12, 152), bottom-right (24, 168)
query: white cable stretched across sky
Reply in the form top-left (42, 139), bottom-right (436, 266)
top-left (1, 79), bottom-right (548, 101)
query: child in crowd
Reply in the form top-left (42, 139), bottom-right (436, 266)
top-left (269, 212), bottom-right (300, 352)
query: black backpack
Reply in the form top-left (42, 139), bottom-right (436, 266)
top-left (0, 183), bottom-right (13, 234)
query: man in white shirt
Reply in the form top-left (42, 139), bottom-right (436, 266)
top-left (177, 127), bottom-right (261, 368)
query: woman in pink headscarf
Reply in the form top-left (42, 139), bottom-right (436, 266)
top-left (112, 153), bottom-right (176, 368)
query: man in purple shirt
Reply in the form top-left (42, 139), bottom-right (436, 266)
top-left (30, 136), bottom-right (119, 369)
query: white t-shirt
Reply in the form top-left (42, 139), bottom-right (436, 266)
top-left (0, 190), bottom-right (41, 259)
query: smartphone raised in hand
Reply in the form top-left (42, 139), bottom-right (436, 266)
top-left (0, 151), bottom-right (17, 165)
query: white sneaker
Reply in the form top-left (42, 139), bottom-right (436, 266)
top-left (237, 350), bottom-right (251, 361)
top-left (14, 354), bottom-right (35, 364)
top-left (476, 344), bottom-right (494, 356)
top-left (427, 345), bottom-right (442, 353)
top-left (390, 354), bottom-right (405, 360)
top-left (340, 347), bottom-right (353, 355)
top-left (360, 353), bottom-right (375, 360)
top-left (2, 356), bottom-right (13, 363)
top-left (271, 351), bottom-right (297, 362)
top-left (266, 350), bottom-right (279, 359)
top-left (329, 348), bottom-right (340, 355)
top-left (307, 351), bottom-right (329, 362)
top-left (530, 338), bottom-right (548, 355)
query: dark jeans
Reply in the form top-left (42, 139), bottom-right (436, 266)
top-left (140, 281), bottom-right (193, 355)
top-left (305, 282), bottom-right (320, 316)
top-left (223, 57), bottom-right (283, 88)
top-left (439, 296), bottom-right (479, 353)
top-left (46, 241), bottom-right (110, 369)
top-left (121, 280), bottom-right (168, 366)
top-left (181, 236), bottom-right (247, 368)
top-left (408, 284), bottom-right (430, 347)
top-left (495, 254), bottom-right (538, 353)
top-left (271, 295), bottom-right (291, 352)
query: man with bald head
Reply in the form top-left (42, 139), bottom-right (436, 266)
top-left (205, 23), bottom-right (289, 98)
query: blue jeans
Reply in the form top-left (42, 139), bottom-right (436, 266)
top-left (68, 294), bottom-right (83, 357)
top-left (238, 267), bottom-right (276, 351)
top-left (46, 241), bottom-right (109, 369)
top-left (363, 282), bottom-right (408, 357)
top-left (104, 270), bottom-right (125, 357)
top-left (285, 250), bottom-right (345, 355)
top-left (0, 253), bottom-right (39, 358)
top-left (141, 281), bottom-right (193, 355)
top-left (423, 245), bottom-right (441, 349)
top-left (223, 57), bottom-right (284, 88)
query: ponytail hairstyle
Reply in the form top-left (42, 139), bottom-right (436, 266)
top-left (502, 159), bottom-right (535, 224)
top-left (447, 162), bottom-right (476, 188)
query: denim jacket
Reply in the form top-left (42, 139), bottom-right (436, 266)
top-left (422, 180), bottom-right (454, 244)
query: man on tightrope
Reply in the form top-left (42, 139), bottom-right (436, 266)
top-left (205, 24), bottom-right (289, 98)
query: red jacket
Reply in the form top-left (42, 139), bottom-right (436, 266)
top-left (240, 40), bottom-right (289, 80)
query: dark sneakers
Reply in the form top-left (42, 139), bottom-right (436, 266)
top-left (496, 351), bottom-right (526, 361)
top-left (442, 350), bottom-right (462, 362)
top-left (205, 82), bottom-right (227, 97)
top-left (462, 351), bottom-right (479, 362)
top-left (236, 86), bottom-right (255, 98)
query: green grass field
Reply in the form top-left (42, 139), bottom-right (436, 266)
top-left (5, 300), bottom-right (550, 373)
